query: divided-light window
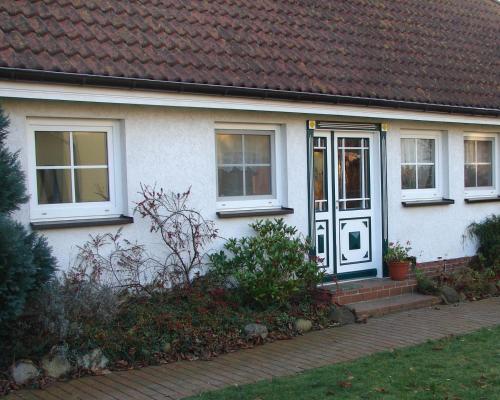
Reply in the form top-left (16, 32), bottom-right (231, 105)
top-left (216, 131), bottom-right (274, 199)
top-left (401, 138), bottom-right (436, 190)
top-left (35, 131), bottom-right (109, 204)
top-left (464, 138), bottom-right (494, 188)
top-left (28, 120), bottom-right (124, 221)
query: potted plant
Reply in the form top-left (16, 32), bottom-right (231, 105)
top-left (384, 241), bottom-right (412, 281)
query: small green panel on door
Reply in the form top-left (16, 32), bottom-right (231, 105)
top-left (349, 231), bottom-right (361, 250)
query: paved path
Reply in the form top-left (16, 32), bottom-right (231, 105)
top-left (8, 297), bottom-right (500, 400)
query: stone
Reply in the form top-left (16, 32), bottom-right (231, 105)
top-left (161, 341), bottom-right (172, 353)
top-left (244, 323), bottom-right (268, 339)
top-left (295, 318), bottom-right (313, 333)
top-left (329, 305), bottom-right (356, 325)
top-left (42, 345), bottom-right (72, 378)
top-left (10, 360), bottom-right (39, 385)
top-left (76, 349), bottom-right (109, 372)
top-left (440, 286), bottom-right (460, 304)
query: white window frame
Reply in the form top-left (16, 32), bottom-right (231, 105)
top-left (215, 123), bottom-right (283, 211)
top-left (463, 133), bottom-right (497, 198)
top-left (27, 118), bottom-right (124, 221)
top-left (400, 131), bottom-right (442, 200)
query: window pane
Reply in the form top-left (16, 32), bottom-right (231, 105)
top-left (37, 169), bottom-right (72, 204)
top-left (218, 166), bottom-right (243, 196)
top-left (417, 165), bottom-right (435, 189)
top-left (74, 168), bottom-right (109, 202)
top-left (477, 141), bottom-right (492, 163)
top-left (477, 164), bottom-right (493, 187)
top-left (401, 165), bottom-right (416, 189)
top-left (464, 165), bottom-right (476, 187)
top-left (245, 166), bottom-right (272, 195)
top-left (35, 131), bottom-right (70, 166)
top-left (464, 140), bottom-right (475, 163)
top-left (217, 134), bottom-right (242, 164)
top-left (244, 135), bottom-right (271, 164)
top-left (73, 132), bottom-right (108, 166)
top-left (343, 138), bottom-right (362, 147)
top-left (401, 139), bottom-right (416, 163)
top-left (344, 149), bottom-right (361, 199)
top-left (314, 148), bottom-right (327, 211)
top-left (417, 139), bottom-right (435, 163)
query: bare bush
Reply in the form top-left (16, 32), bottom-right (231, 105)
top-left (73, 186), bottom-right (218, 292)
top-left (135, 184), bottom-right (218, 286)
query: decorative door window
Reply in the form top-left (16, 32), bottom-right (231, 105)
top-left (337, 138), bottom-right (370, 210)
top-left (314, 137), bottom-right (328, 212)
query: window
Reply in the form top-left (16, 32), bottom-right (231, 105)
top-left (28, 119), bottom-right (124, 221)
top-left (400, 133), bottom-right (441, 200)
top-left (313, 137), bottom-right (328, 212)
top-left (464, 135), bottom-right (496, 197)
top-left (215, 124), bottom-right (282, 210)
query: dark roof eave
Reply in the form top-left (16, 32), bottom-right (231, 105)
top-left (0, 67), bottom-right (499, 117)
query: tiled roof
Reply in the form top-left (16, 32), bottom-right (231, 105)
top-left (0, 0), bottom-right (499, 111)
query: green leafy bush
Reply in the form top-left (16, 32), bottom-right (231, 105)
top-left (467, 214), bottom-right (500, 272)
top-left (209, 219), bottom-right (323, 307)
top-left (415, 268), bottom-right (439, 295)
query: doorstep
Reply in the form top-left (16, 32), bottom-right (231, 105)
top-left (325, 277), bottom-right (418, 305)
top-left (347, 293), bottom-right (441, 320)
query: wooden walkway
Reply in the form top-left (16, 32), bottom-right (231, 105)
top-left (8, 297), bottom-right (500, 400)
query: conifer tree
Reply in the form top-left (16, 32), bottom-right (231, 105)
top-left (0, 106), bottom-right (57, 324)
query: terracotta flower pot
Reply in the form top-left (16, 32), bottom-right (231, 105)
top-left (388, 260), bottom-right (411, 281)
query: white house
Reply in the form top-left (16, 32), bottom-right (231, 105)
top-left (0, 0), bottom-right (499, 280)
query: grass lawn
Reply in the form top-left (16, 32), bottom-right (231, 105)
top-left (188, 325), bottom-right (500, 400)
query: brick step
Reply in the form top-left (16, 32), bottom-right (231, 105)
top-left (328, 278), bottom-right (418, 305)
top-left (347, 293), bottom-right (441, 320)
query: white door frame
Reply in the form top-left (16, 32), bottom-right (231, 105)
top-left (309, 121), bottom-right (384, 280)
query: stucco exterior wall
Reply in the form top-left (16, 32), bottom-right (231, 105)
top-left (2, 98), bottom-right (498, 272)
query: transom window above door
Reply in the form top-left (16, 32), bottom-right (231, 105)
top-left (400, 133), bottom-right (441, 200)
top-left (215, 125), bottom-right (282, 210)
top-left (464, 135), bottom-right (497, 198)
top-left (28, 119), bottom-right (124, 221)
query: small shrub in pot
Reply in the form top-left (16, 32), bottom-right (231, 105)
top-left (384, 241), bottom-right (412, 281)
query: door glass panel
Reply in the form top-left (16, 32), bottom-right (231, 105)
top-left (337, 137), bottom-right (370, 211)
top-left (314, 137), bottom-right (328, 212)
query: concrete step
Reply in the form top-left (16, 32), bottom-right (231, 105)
top-left (347, 293), bottom-right (441, 320)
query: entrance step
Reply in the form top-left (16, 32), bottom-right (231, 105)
top-left (347, 293), bottom-right (441, 320)
top-left (326, 277), bottom-right (418, 305)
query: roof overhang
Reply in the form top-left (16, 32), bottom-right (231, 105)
top-left (1, 72), bottom-right (499, 127)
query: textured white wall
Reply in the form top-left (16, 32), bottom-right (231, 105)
top-left (386, 121), bottom-right (500, 262)
top-left (2, 100), bottom-right (310, 271)
top-left (2, 99), bottom-right (498, 271)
